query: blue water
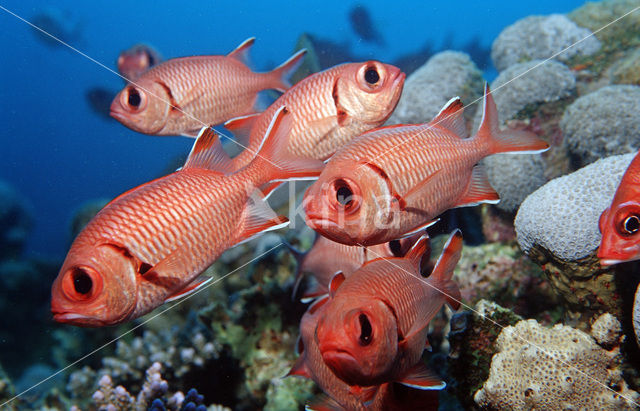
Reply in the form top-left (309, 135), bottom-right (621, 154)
top-left (0, 0), bottom-right (585, 259)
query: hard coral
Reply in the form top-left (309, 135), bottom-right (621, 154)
top-left (386, 51), bottom-right (483, 125)
top-left (561, 85), bottom-right (640, 167)
top-left (474, 316), bottom-right (638, 410)
top-left (491, 14), bottom-right (601, 72)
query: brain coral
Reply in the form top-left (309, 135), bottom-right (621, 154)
top-left (561, 85), bottom-right (640, 167)
top-left (515, 153), bottom-right (635, 262)
top-left (386, 51), bottom-right (483, 125)
top-left (474, 317), bottom-right (638, 410)
top-left (486, 153), bottom-right (547, 213)
top-left (491, 14), bottom-right (601, 72)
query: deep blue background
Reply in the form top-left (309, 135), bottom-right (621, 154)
top-left (0, 0), bottom-right (585, 259)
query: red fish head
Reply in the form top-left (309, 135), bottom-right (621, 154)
top-left (110, 79), bottom-right (170, 134)
top-left (51, 244), bottom-right (138, 327)
top-left (117, 44), bottom-right (160, 81)
top-left (336, 61), bottom-right (405, 125)
top-left (316, 298), bottom-right (398, 386)
top-left (598, 201), bottom-right (640, 265)
top-left (304, 160), bottom-right (397, 246)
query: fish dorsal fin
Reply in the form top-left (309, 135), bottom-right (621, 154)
top-left (329, 271), bottom-right (345, 298)
top-left (164, 276), bottom-right (213, 303)
top-left (183, 127), bottom-right (234, 174)
top-left (397, 362), bottom-right (446, 390)
top-left (224, 112), bottom-right (261, 148)
top-left (453, 165), bottom-right (499, 208)
top-left (430, 97), bottom-right (469, 138)
top-left (286, 355), bottom-right (311, 379)
top-left (404, 234), bottom-right (430, 271)
top-left (227, 37), bottom-right (255, 64)
top-left (430, 229), bottom-right (463, 310)
top-left (235, 189), bottom-right (289, 245)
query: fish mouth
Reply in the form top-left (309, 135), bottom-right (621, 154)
top-left (52, 310), bottom-right (105, 327)
top-left (109, 108), bottom-right (128, 122)
top-left (321, 349), bottom-right (363, 384)
top-left (304, 214), bottom-right (340, 231)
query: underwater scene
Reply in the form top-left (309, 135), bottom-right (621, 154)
top-left (2, 0), bottom-right (640, 409)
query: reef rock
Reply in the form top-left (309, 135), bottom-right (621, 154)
top-left (515, 153), bottom-right (636, 323)
top-left (386, 51), bottom-right (483, 125)
top-left (474, 316), bottom-right (638, 410)
top-left (561, 85), bottom-right (640, 168)
top-left (486, 154), bottom-right (547, 213)
top-left (491, 14), bottom-right (601, 72)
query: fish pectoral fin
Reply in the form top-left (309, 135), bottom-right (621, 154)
top-left (260, 181), bottom-right (284, 199)
top-left (305, 394), bottom-right (344, 411)
top-left (164, 276), bottom-right (213, 303)
top-left (224, 112), bottom-right (261, 148)
top-left (235, 189), bottom-right (290, 245)
top-left (285, 355), bottom-right (311, 379)
top-left (177, 85), bottom-right (206, 112)
top-left (401, 168), bottom-right (442, 206)
top-left (397, 362), bottom-right (446, 391)
top-left (183, 127), bottom-right (234, 174)
top-left (453, 165), bottom-right (499, 208)
top-left (328, 271), bottom-right (345, 298)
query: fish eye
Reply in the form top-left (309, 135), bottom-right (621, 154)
top-left (62, 266), bottom-right (102, 301)
top-left (336, 185), bottom-right (353, 206)
top-left (73, 268), bottom-right (93, 294)
top-left (623, 215), bottom-right (640, 234)
top-left (358, 313), bottom-right (373, 346)
top-left (330, 178), bottom-right (361, 213)
top-left (127, 87), bottom-right (142, 107)
top-left (364, 66), bottom-right (380, 85)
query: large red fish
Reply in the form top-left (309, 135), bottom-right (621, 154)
top-left (51, 107), bottom-right (323, 327)
top-left (110, 38), bottom-right (305, 136)
top-left (314, 230), bottom-right (462, 387)
top-left (598, 150), bottom-right (640, 265)
top-left (226, 61), bottom-right (405, 170)
top-left (303, 85), bottom-right (549, 246)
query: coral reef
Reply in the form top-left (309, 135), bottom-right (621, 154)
top-left (561, 85), bottom-right (640, 168)
top-left (386, 51), bottom-right (483, 125)
top-left (474, 315), bottom-right (638, 410)
top-left (515, 153), bottom-right (636, 323)
top-left (485, 153), bottom-right (546, 214)
top-left (0, 180), bottom-right (32, 260)
top-left (491, 14), bottom-right (600, 72)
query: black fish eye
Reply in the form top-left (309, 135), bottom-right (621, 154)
top-left (358, 313), bottom-right (373, 346)
top-left (364, 67), bottom-right (380, 85)
top-left (127, 87), bottom-right (142, 108)
top-left (623, 215), bottom-right (640, 234)
top-left (72, 268), bottom-right (93, 295)
top-left (336, 185), bottom-right (353, 207)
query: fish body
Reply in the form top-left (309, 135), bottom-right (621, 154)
top-left (314, 231), bottom-right (462, 387)
top-left (110, 38), bottom-right (305, 136)
top-left (598, 150), bottom-right (640, 265)
top-left (304, 86), bottom-right (549, 246)
top-left (51, 107), bottom-right (323, 326)
top-left (227, 61), bottom-right (405, 168)
top-left (117, 43), bottom-right (163, 82)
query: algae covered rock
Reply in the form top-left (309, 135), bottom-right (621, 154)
top-left (491, 14), bottom-right (601, 72)
top-left (474, 316), bottom-right (638, 410)
top-left (386, 50), bottom-right (483, 125)
top-left (561, 85), bottom-right (640, 167)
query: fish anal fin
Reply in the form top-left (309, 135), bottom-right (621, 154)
top-left (305, 394), bottom-right (343, 411)
top-left (397, 362), bottom-right (446, 391)
top-left (430, 229), bottom-right (463, 310)
top-left (183, 127), bottom-right (234, 174)
top-left (227, 37), bottom-right (255, 63)
top-left (286, 355), bottom-right (311, 379)
top-left (453, 165), bottom-right (499, 208)
top-left (329, 271), bottom-right (345, 298)
top-left (224, 113), bottom-right (261, 148)
top-left (430, 97), bottom-right (469, 138)
top-left (164, 276), bottom-right (212, 303)
top-left (236, 189), bottom-right (289, 245)
top-left (400, 219), bottom-right (438, 239)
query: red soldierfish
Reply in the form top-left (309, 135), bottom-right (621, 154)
top-left (110, 38), bottom-right (305, 136)
top-left (117, 43), bottom-right (163, 82)
top-left (51, 107), bottom-right (323, 327)
top-left (314, 230), bottom-right (462, 388)
top-left (303, 85), bottom-right (549, 246)
top-left (226, 61), bottom-right (405, 170)
top-left (598, 150), bottom-right (640, 265)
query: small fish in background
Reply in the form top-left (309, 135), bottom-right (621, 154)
top-left (31, 7), bottom-right (82, 48)
top-left (349, 4), bottom-right (385, 45)
top-left (315, 231), bottom-right (462, 387)
top-left (85, 87), bottom-right (117, 120)
top-left (110, 38), bottom-right (306, 137)
top-left (304, 85), bottom-right (549, 246)
top-left (117, 43), bottom-right (163, 82)
top-left (226, 60), bottom-right (405, 171)
top-left (51, 107), bottom-right (324, 327)
top-left (286, 233), bottom-right (426, 300)
top-left (598, 150), bottom-right (640, 265)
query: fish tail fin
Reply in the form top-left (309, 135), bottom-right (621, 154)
top-left (267, 49), bottom-right (307, 92)
top-left (476, 83), bottom-right (549, 155)
top-left (251, 105), bottom-right (324, 182)
top-left (430, 229), bottom-right (463, 310)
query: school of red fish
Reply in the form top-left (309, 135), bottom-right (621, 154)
top-left (51, 37), bottom-right (566, 409)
